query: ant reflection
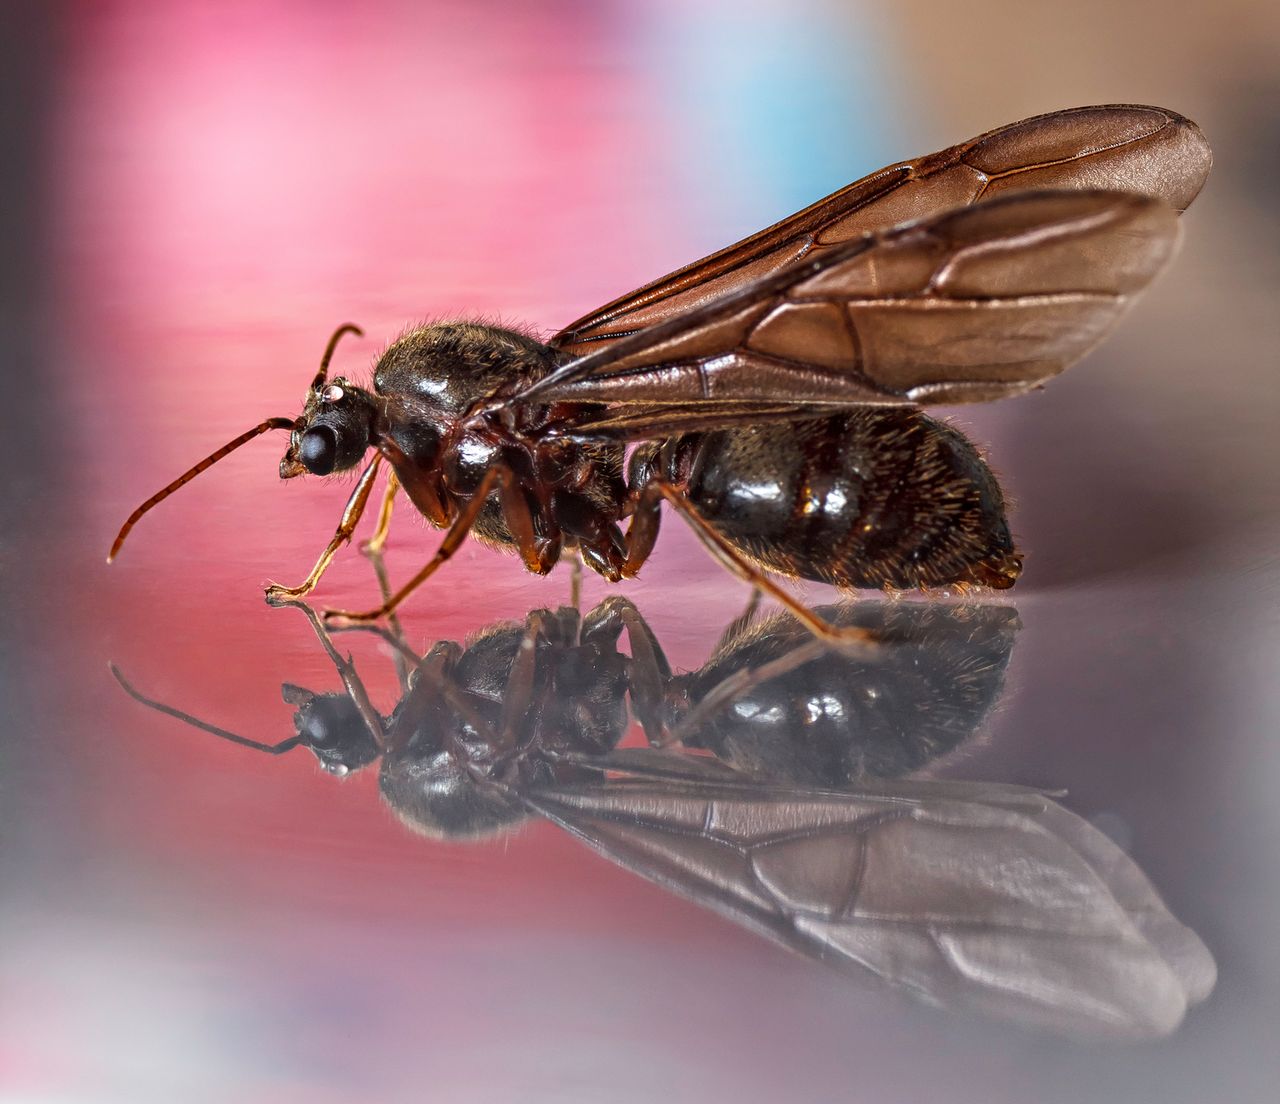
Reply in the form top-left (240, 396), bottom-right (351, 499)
top-left (111, 594), bottom-right (1214, 1039)
top-left (112, 596), bottom-right (1017, 833)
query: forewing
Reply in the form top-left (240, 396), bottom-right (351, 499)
top-left (553, 104), bottom-right (1209, 355)
top-left (523, 190), bottom-right (1180, 431)
top-left (525, 776), bottom-right (1212, 1038)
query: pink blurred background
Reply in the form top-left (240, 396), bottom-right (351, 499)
top-left (3, 0), bottom-right (1279, 1100)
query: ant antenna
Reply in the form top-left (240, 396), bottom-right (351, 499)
top-left (107, 325), bottom-right (364, 563)
top-left (107, 417), bottom-right (296, 562)
top-left (109, 664), bottom-right (304, 755)
top-left (310, 322), bottom-right (364, 392)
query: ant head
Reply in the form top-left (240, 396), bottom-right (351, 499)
top-left (284, 683), bottom-right (383, 777)
top-left (108, 664), bottom-right (384, 774)
top-left (280, 324), bottom-right (378, 479)
top-left (280, 378), bottom-right (378, 479)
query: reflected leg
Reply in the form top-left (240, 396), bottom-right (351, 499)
top-left (330, 617), bottom-right (422, 687)
top-left (280, 600), bottom-right (389, 751)
top-left (363, 543), bottom-right (413, 690)
top-left (581, 595), bottom-right (673, 745)
top-left (648, 482), bottom-right (876, 651)
top-left (497, 610), bottom-right (561, 753)
top-left (382, 639), bottom-right (462, 754)
top-left (666, 637), bottom-right (828, 747)
top-left (569, 551), bottom-right (583, 612)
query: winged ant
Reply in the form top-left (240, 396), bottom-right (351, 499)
top-left (107, 106), bottom-right (1211, 643)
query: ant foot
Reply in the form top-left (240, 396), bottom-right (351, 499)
top-left (265, 582), bottom-right (313, 607)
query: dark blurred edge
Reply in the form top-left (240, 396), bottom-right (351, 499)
top-left (0, 3), bottom-right (63, 881)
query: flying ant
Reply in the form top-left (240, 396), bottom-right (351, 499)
top-left (110, 594), bottom-right (1214, 1037)
top-left (107, 106), bottom-right (1211, 642)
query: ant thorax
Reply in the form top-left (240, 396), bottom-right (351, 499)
top-left (369, 322), bottom-right (630, 575)
top-left (373, 322), bottom-right (562, 412)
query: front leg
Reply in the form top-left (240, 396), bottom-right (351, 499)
top-left (323, 463), bottom-right (561, 624)
top-left (265, 455), bottom-right (383, 604)
top-left (376, 437), bottom-right (447, 526)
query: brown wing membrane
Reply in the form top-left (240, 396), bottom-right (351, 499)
top-left (552, 104), bottom-right (1209, 355)
top-left (521, 190), bottom-right (1179, 433)
top-left (525, 776), bottom-right (1215, 1038)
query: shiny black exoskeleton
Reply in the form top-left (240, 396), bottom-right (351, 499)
top-left (287, 323), bottom-right (1020, 591)
top-left (669, 602), bottom-right (1021, 783)
top-left (631, 410), bottom-right (1020, 591)
top-left (109, 321), bottom-right (1023, 636)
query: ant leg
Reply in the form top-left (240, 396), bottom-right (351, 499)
top-left (389, 641), bottom-right (550, 791)
top-left (398, 655), bottom-right (531, 797)
top-left (382, 639), bottom-right (464, 753)
top-left (620, 601), bottom-right (674, 745)
top-left (497, 609), bottom-right (562, 752)
top-left (496, 474), bottom-right (561, 577)
top-left (375, 437), bottom-right (447, 526)
top-left (650, 483), bottom-right (877, 652)
top-left (330, 621), bottom-right (421, 664)
top-left (361, 471), bottom-right (399, 555)
top-left (323, 465), bottom-right (556, 623)
top-left (621, 483), bottom-right (662, 577)
top-left (666, 637), bottom-right (828, 748)
top-left (266, 455), bottom-right (383, 604)
top-left (278, 600), bottom-right (389, 751)
top-left (580, 596), bottom-right (673, 745)
top-left (362, 542), bottom-right (413, 690)
top-left (568, 550), bottom-right (584, 611)
top-left (323, 466), bottom-right (501, 623)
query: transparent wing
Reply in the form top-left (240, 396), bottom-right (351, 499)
top-left (520, 190), bottom-right (1180, 435)
top-left (552, 104), bottom-right (1209, 355)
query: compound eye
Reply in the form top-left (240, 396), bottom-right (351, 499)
top-left (299, 426), bottom-right (338, 475)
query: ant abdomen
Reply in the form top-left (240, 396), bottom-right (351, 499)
top-left (680, 411), bottom-right (1022, 590)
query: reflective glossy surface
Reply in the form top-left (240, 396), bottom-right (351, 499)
top-left (111, 595), bottom-right (1214, 1039)
top-left (5, 2), bottom-right (1279, 1101)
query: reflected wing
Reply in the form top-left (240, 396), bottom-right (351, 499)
top-left (553, 104), bottom-right (1209, 355)
top-left (525, 775), bottom-right (1214, 1038)
top-left (520, 190), bottom-right (1180, 433)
